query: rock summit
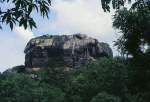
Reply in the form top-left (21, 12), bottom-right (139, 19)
top-left (24, 34), bottom-right (113, 70)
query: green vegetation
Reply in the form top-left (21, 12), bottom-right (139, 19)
top-left (0, 57), bottom-right (150, 102)
top-left (113, 7), bottom-right (150, 58)
top-left (0, 74), bottom-right (65, 102)
top-left (91, 92), bottom-right (121, 102)
top-left (112, 3), bottom-right (150, 102)
top-left (0, 0), bottom-right (51, 30)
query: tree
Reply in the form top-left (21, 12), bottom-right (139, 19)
top-left (113, 4), bottom-right (150, 101)
top-left (113, 5), bottom-right (150, 57)
top-left (0, 0), bottom-right (51, 30)
top-left (90, 92), bottom-right (121, 102)
top-left (65, 58), bottom-right (128, 102)
top-left (0, 73), bottom-right (65, 102)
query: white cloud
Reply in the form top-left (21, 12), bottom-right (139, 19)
top-left (50, 0), bottom-right (114, 35)
top-left (14, 26), bottom-right (35, 42)
top-left (38, 0), bottom-right (117, 44)
top-left (0, 27), bottom-right (35, 72)
top-left (40, 0), bottom-right (118, 55)
top-left (0, 33), bottom-right (25, 72)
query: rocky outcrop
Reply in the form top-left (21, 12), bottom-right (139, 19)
top-left (24, 34), bottom-right (113, 70)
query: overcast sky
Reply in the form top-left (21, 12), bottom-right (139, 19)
top-left (0, 0), bottom-right (123, 72)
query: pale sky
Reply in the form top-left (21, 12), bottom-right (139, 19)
top-left (0, 0), bottom-right (124, 72)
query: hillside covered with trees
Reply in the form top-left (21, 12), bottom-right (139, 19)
top-left (0, 57), bottom-right (149, 102)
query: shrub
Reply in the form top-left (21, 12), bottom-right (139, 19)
top-left (91, 92), bottom-right (121, 102)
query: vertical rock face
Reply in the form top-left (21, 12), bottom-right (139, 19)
top-left (24, 34), bottom-right (113, 69)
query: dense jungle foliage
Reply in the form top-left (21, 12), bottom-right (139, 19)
top-left (0, 57), bottom-right (150, 102)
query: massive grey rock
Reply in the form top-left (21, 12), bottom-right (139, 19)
top-left (24, 34), bottom-right (113, 70)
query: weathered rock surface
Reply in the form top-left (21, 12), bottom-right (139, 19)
top-left (24, 34), bottom-right (113, 70)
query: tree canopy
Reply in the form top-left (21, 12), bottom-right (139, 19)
top-left (1, 57), bottom-right (149, 102)
top-left (113, 0), bottom-right (150, 57)
top-left (0, 0), bottom-right (51, 30)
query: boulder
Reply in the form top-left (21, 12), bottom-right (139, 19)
top-left (24, 34), bottom-right (113, 69)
